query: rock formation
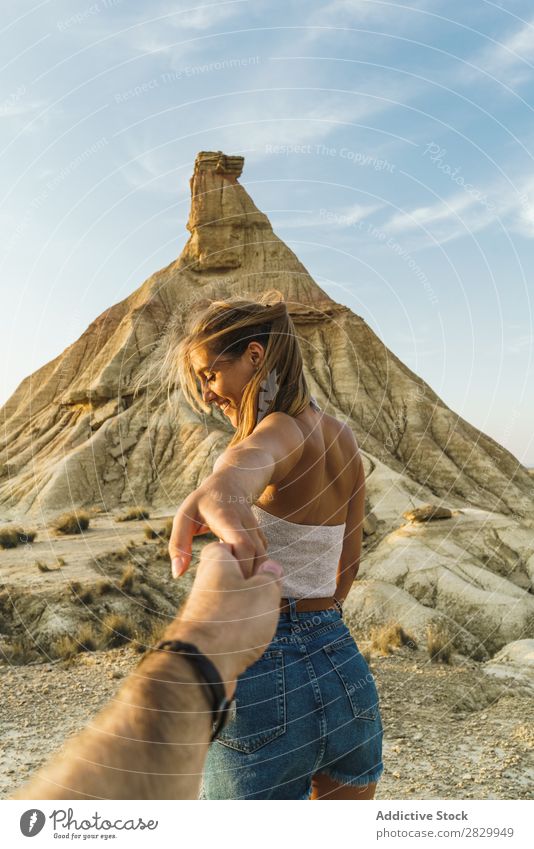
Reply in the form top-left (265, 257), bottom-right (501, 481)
top-left (1, 150), bottom-right (533, 662)
top-left (1, 150), bottom-right (532, 521)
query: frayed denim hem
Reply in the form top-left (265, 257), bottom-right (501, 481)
top-left (317, 763), bottom-right (384, 788)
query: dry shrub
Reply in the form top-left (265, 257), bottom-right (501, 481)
top-left (100, 613), bottom-right (135, 648)
top-left (138, 585), bottom-right (156, 605)
top-left (107, 548), bottom-right (130, 563)
top-left (78, 588), bottom-right (94, 604)
top-left (0, 527), bottom-right (20, 549)
top-left (17, 528), bottom-right (37, 544)
top-left (95, 579), bottom-right (114, 595)
top-left (56, 557), bottom-right (65, 566)
top-left (36, 561), bottom-right (56, 573)
top-left (130, 618), bottom-right (167, 654)
top-left (116, 507), bottom-right (150, 522)
top-left (145, 519), bottom-right (173, 542)
top-left (51, 629), bottom-right (97, 659)
top-left (370, 622), bottom-right (418, 655)
top-left (69, 581), bottom-right (93, 604)
top-left (52, 510), bottom-right (90, 535)
top-left (159, 519), bottom-right (173, 541)
top-left (77, 624), bottom-right (98, 652)
top-left (118, 563), bottom-right (137, 592)
top-left (360, 645), bottom-right (373, 664)
top-left (427, 624), bottom-right (452, 664)
top-left (1, 636), bottom-right (41, 665)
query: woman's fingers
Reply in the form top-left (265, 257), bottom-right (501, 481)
top-left (169, 493), bottom-right (269, 580)
top-left (228, 527), bottom-right (267, 578)
top-left (169, 509), bottom-right (196, 578)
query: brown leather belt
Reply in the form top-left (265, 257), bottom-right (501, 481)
top-left (279, 596), bottom-right (343, 614)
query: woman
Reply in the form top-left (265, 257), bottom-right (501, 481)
top-left (168, 291), bottom-right (383, 800)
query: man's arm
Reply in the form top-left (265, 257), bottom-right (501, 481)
top-left (335, 444), bottom-right (365, 603)
top-left (11, 543), bottom-right (283, 801)
top-left (10, 626), bottom-right (215, 800)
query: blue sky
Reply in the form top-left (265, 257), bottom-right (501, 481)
top-left (1, 0), bottom-right (533, 464)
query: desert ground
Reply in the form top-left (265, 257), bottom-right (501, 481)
top-left (1, 630), bottom-right (532, 800)
top-left (1, 513), bottom-right (532, 800)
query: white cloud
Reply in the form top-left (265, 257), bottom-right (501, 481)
top-left (458, 16), bottom-right (534, 90)
top-left (124, 0), bottom-right (248, 55)
top-left (508, 333), bottom-right (533, 355)
top-left (269, 201), bottom-right (382, 230)
top-left (307, 0), bottom-right (434, 26)
top-left (382, 171), bottom-right (534, 247)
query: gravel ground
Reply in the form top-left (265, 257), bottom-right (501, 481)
top-left (1, 644), bottom-right (531, 800)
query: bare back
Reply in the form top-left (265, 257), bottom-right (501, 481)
top-left (255, 406), bottom-right (360, 527)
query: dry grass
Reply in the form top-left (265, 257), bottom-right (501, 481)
top-left (370, 622), bottom-right (418, 655)
top-left (68, 581), bottom-right (93, 604)
top-left (426, 624), bottom-right (453, 664)
top-left (360, 645), bottom-right (373, 664)
top-left (0, 528), bottom-right (19, 549)
top-left (144, 518), bottom-right (173, 541)
top-left (118, 563), bottom-right (137, 592)
top-left (0, 526), bottom-right (37, 548)
top-left (130, 618), bottom-right (167, 654)
top-left (95, 579), bottom-right (115, 595)
top-left (35, 561), bottom-right (60, 573)
top-left (115, 506), bottom-right (151, 523)
top-left (52, 510), bottom-right (90, 535)
top-left (100, 613), bottom-right (135, 648)
top-left (1, 639), bottom-right (40, 665)
top-left (50, 624), bottom-right (98, 660)
top-left (106, 548), bottom-right (131, 563)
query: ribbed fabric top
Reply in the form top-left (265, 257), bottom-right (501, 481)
top-left (250, 503), bottom-right (346, 599)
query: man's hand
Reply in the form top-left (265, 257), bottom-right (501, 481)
top-left (168, 485), bottom-right (268, 579)
top-left (11, 541), bottom-right (284, 801)
top-left (164, 540), bottom-right (283, 698)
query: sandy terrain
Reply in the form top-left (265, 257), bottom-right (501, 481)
top-left (1, 640), bottom-right (531, 800)
top-left (1, 512), bottom-right (532, 799)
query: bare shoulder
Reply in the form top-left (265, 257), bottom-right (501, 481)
top-left (339, 421), bottom-right (360, 454)
top-left (254, 411), bottom-right (305, 449)
top-left (323, 414), bottom-right (360, 455)
top-left (332, 421), bottom-right (363, 490)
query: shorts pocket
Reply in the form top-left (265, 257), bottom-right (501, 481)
top-left (324, 634), bottom-right (379, 722)
top-left (215, 649), bottom-right (286, 753)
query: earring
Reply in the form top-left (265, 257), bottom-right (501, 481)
top-left (256, 366), bottom-right (279, 425)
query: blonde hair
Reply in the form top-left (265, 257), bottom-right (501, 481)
top-left (170, 290), bottom-right (312, 446)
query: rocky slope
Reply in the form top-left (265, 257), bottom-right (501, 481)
top-left (0, 151), bottom-right (532, 520)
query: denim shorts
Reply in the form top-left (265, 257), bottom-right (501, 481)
top-left (199, 598), bottom-right (384, 800)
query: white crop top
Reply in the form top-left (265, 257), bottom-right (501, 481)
top-left (250, 503), bottom-right (346, 599)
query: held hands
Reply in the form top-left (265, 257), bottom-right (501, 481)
top-left (167, 541), bottom-right (284, 697)
top-left (169, 485), bottom-right (268, 579)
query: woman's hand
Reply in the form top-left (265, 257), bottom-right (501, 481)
top-left (168, 485), bottom-right (268, 579)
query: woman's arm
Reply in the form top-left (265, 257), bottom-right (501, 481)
top-left (335, 444), bottom-right (365, 603)
top-left (212, 411), bottom-right (305, 494)
top-left (169, 412), bottom-right (305, 578)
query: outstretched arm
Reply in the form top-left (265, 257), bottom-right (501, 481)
top-left (211, 411), bottom-right (305, 495)
top-left (335, 444), bottom-right (365, 603)
top-left (169, 412), bottom-right (305, 578)
top-left (11, 543), bottom-right (283, 800)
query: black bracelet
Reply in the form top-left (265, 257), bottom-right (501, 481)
top-left (148, 640), bottom-right (233, 742)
